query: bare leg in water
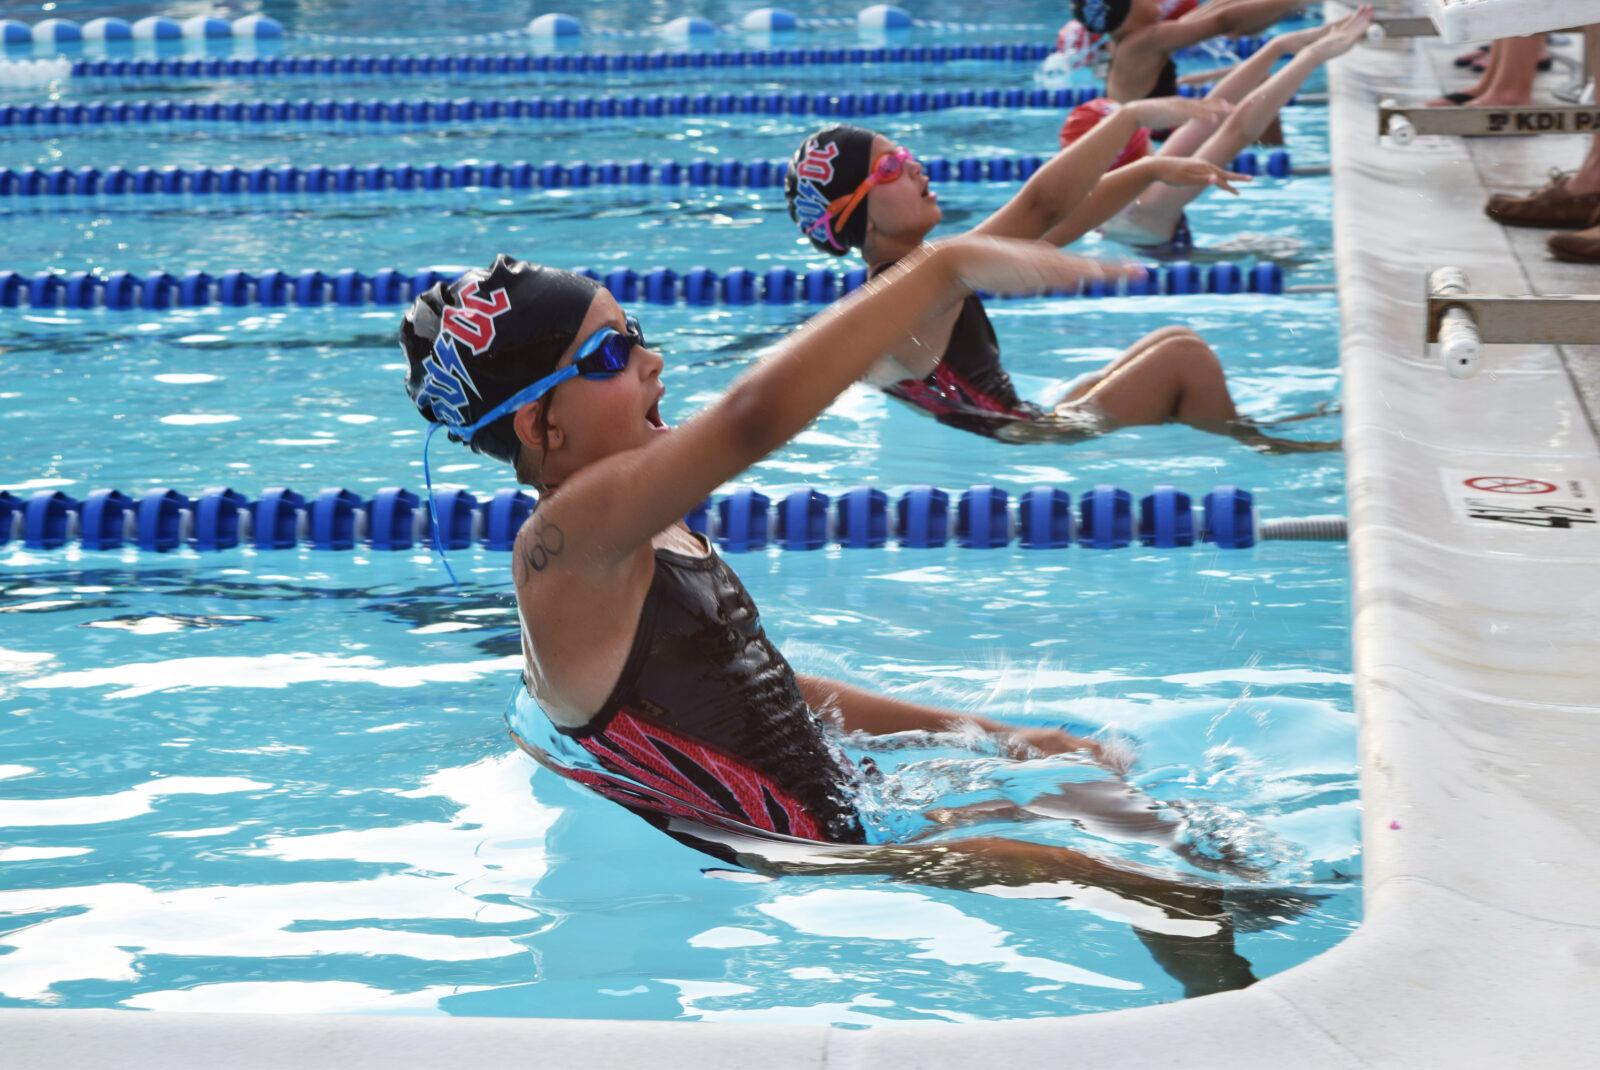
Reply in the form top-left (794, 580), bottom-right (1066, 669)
top-left (515, 729), bottom-right (1265, 998)
top-left (998, 326), bottom-right (1340, 454)
top-left (726, 829), bottom-right (1262, 998)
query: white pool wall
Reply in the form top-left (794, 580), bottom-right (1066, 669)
top-left (7, 3), bottom-right (1600, 1064)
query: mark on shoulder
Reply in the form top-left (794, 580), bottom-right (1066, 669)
top-left (515, 510), bottom-right (566, 581)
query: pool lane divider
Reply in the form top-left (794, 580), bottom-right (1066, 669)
top-left (0, 83), bottom-right (1319, 131)
top-left (6, 12), bottom-right (1058, 51)
top-left (0, 151), bottom-right (1308, 201)
top-left (66, 41), bottom-right (1061, 80)
top-left (0, 484), bottom-right (1345, 555)
top-left (0, 260), bottom-right (1289, 311)
top-left (60, 37), bottom-right (1279, 83)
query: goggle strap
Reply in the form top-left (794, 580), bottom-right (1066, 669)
top-left (419, 320), bottom-right (639, 593)
top-left (423, 421), bottom-right (463, 593)
top-left (456, 365), bottom-right (576, 442)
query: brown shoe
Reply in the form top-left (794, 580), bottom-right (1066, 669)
top-left (1486, 170), bottom-right (1600, 228)
top-left (1547, 223), bottom-right (1600, 262)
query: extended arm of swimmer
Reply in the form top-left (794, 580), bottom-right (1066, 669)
top-left (1147, 0), bottom-right (1309, 53)
top-left (1176, 64), bottom-right (1239, 88)
top-left (1118, 8), bottom-right (1369, 230)
top-left (1040, 156), bottom-right (1249, 247)
top-left (524, 240), bottom-right (1137, 569)
top-left (796, 674), bottom-right (1112, 764)
top-left (972, 97), bottom-right (1230, 243)
top-left (1104, 0), bottom-right (1307, 101)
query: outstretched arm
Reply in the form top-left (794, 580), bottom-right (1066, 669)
top-left (1040, 156), bottom-right (1250, 247)
top-left (973, 96), bottom-right (1231, 242)
top-left (1127, 6), bottom-right (1372, 227)
top-left (797, 674), bottom-right (1114, 764)
top-left (532, 239), bottom-right (1139, 568)
top-left (1148, 0), bottom-right (1310, 52)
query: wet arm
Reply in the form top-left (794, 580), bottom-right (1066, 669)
top-left (1151, 0), bottom-right (1308, 51)
top-left (973, 109), bottom-right (1149, 241)
top-left (796, 674), bottom-right (1107, 761)
top-left (541, 240), bottom-right (1129, 565)
top-left (1039, 157), bottom-right (1170, 247)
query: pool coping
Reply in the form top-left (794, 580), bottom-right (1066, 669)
top-left (8, 6), bottom-right (1600, 1066)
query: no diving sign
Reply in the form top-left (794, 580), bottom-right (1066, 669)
top-left (1443, 470), bottom-right (1597, 530)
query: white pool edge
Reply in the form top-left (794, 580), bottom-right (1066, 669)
top-left (9, 8), bottom-right (1600, 1066)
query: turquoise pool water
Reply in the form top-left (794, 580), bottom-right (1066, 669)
top-left (1, 0), bottom-right (1355, 1023)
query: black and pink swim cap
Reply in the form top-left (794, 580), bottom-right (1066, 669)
top-left (784, 124), bottom-right (878, 256)
top-left (401, 254), bottom-right (602, 465)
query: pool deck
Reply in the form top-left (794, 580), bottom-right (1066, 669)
top-left (8, 5), bottom-right (1600, 1066)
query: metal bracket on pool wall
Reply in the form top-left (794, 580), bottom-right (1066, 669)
top-left (1380, 101), bottom-right (1600, 145)
top-left (1363, 16), bottom-right (1438, 41)
top-left (1426, 267), bottom-right (1600, 380)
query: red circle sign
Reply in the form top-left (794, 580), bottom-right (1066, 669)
top-left (1463, 476), bottom-right (1558, 494)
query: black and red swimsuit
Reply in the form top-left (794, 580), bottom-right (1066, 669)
top-left (552, 534), bottom-right (866, 844)
top-left (882, 292), bottom-right (1045, 439)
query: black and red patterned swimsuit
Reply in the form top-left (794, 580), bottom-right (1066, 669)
top-left (553, 534), bottom-right (866, 844)
top-left (882, 292), bottom-right (1045, 439)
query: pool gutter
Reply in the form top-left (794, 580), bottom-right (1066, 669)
top-left (8, 5), bottom-right (1600, 1065)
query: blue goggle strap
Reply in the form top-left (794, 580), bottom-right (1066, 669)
top-left (420, 324), bottom-right (630, 593)
top-left (423, 420), bottom-right (463, 592)
top-left (447, 325), bottom-right (627, 444)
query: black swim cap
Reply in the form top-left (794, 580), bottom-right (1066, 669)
top-left (1072, 0), bottom-right (1132, 35)
top-left (784, 124), bottom-right (878, 256)
top-left (401, 254), bottom-right (602, 465)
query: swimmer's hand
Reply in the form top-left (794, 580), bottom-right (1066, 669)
top-left (1001, 727), bottom-right (1126, 771)
top-left (938, 234), bottom-right (1145, 298)
top-left (1145, 157), bottom-right (1252, 195)
top-left (1122, 95), bottom-right (1233, 132)
top-left (1304, 5), bottom-right (1373, 62)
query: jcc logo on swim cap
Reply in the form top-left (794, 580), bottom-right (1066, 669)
top-left (418, 279), bottom-right (512, 427)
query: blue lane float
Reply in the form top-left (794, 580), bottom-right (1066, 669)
top-left (82, 18), bottom-right (133, 42)
top-left (31, 19), bottom-right (82, 45)
top-left (528, 13), bottom-right (583, 38)
top-left (181, 16), bottom-right (235, 40)
top-left (0, 260), bottom-right (1286, 310)
top-left (0, 153), bottom-right (1298, 199)
top-left (64, 45), bottom-right (1079, 84)
top-left (660, 16), bottom-right (717, 40)
top-left (0, 85), bottom-right (1310, 133)
top-left (0, 483), bottom-right (1345, 555)
top-left (742, 8), bottom-right (798, 31)
top-left (858, 5), bottom-right (914, 30)
top-left (132, 17), bottom-right (184, 41)
top-left (3, 15), bottom-right (284, 48)
top-left (57, 39), bottom-right (1285, 85)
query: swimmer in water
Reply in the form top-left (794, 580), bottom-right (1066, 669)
top-left (1076, 0), bottom-right (1314, 106)
top-left (401, 248), bottom-right (1303, 997)
top-left (785, 105), bottom-right (1340, 452)
top-left (1064, 7), bottom-right (1373, 257)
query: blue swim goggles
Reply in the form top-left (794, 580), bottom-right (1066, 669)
top-left (423, 315), bottom-right (645, 587)
top-left (454, 314), bottom-right (646, 443)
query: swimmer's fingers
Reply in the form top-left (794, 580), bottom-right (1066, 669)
top-left (1003, 726), bottom-right (1115, 765)
top-left (1150, 158), bottom-right (1252, 194)
top-left (1211, 169), bottom-right (1253, 196)
top-left (1309, 5), bottom-right (1374, 58)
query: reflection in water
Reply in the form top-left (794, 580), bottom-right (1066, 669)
top-left (0, 555), bottom-right (1356, 1021)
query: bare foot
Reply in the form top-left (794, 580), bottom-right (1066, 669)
top-left (1471, 90), bottom-right (1535, 107)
